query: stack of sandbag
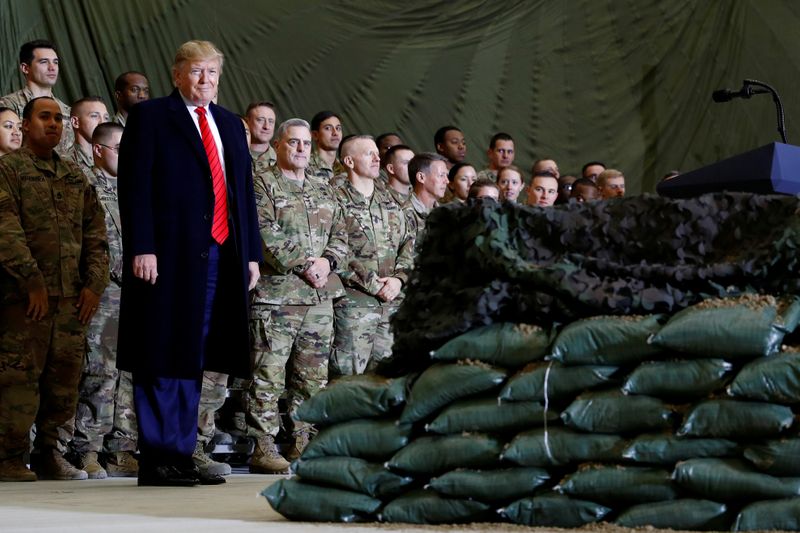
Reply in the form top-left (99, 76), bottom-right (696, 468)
top-left (263, 293), bottom-right (800, 529)
top-left (501, 293), bottom-right (800, 531)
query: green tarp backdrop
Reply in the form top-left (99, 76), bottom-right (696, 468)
top-left (2, 0), bottom-right (798, 193)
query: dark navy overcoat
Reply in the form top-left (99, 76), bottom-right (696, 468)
top-left (117, 89), bottom-right (261, 379)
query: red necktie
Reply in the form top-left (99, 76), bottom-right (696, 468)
top-left (195, 106), bottom-right (229, 244)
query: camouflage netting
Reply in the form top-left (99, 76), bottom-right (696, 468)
top-left (388, 192), bottom-right (800, 373)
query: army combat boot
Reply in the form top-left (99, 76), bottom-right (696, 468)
top-left (36, 449), bottom-right (88, 480)
top-left (249, 436), bottom-right (290, 474)
top-left (192, 441), bottom-right (231, 476)
top-left (285, 431), bottom-right (311, 463)
top-left (105, 451), bottom-right (138, 478)
top-left (0, 457), bottom-right (37, 482)
top-left (78, 451), bottom-right (107, 479)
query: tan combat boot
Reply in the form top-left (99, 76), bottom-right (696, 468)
top-left (285, 432), bottom-right (311, 463)
top-left (36, 449), bottom-right (88, 480)
top-left (249, 436), bottom-right (290, 474)
top-left (0, 457), bottom-right (37, 482)
top-left (192, 441), bottom-right (231, 476)
top-left (106, 452), bottom-right (139, 477)
top-left (105, 451), bottom-right (138, 478)
top-left (78, 452), bottom-right (107, 479)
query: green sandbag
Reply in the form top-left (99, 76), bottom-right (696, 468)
top-left (673, 458), bottom-right (800, 500)
top-left (387, 433), bottom-right (503, 475)
top-left (614, 499), bottom-right (729, 530)
top-left (734, 498), bottom-right (800, 531)
top-left (557, 465), bottom-right (678, 504)
top-left (431, 322), bottom-right (551, 367)
top-left (502, 427), bottom-right (626, 467)
top-left (623, 433), bottom-right (739, 464)
top-left (400, 362), bottom-right (507, 424)
top-left (499, 361), bottom-right (618, 402)
top-left (500, 493), bottom-right (611, 527)
top-left (549, 314), bottom-right (665, 365)
top-left (744, 438), bottom-right (800, 476)
top-left (678, 399), bottom-right (794, 438)
top-left (650, 294), bottom-right (800, 358)
top-left (428, 467), bottom-right (550, 502)
top-left (261, 478), bottom-right (381, 522)
top-left (729, 351), bottom-right (800, 403)
top-left (425, 396), bottom-right (556, 434)
top-left (622, 359), bottom-right (733, 398)
top-left (379, 489), bottom-right (491, 524)
top-left (294, 374), bottom-right (408, 425)
top-left (291, 456), bottom-right (413, 498)
top-left (301, 419), bottom-right (411, 460)
top-left (561, 390), bottom-right (674, 434)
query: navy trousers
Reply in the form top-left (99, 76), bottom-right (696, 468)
top-left (133, 243), bottom-right (219, 468)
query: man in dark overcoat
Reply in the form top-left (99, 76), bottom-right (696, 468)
top-left (117, 40), bottom-right (261, 486)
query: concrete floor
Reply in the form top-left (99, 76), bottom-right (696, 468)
top-left (0, 474), bottom-right (515, 532)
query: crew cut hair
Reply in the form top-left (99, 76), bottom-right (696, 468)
top-left (489, 132), bottom-right (513, 150)
top-left (92, 121), bottom-right (124, 144)
top-left (114, 71), bottom-right (148, 93)
top-left (433, 125), bottom-right (461, 147)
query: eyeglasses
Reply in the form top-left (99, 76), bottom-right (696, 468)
top-left (97, 144), bottom-right (120, 153)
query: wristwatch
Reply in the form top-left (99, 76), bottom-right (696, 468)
top-left (322, 254), bottom-right (337, 271)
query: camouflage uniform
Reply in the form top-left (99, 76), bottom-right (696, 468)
top-left (197, 371), bottom-right (228, 446)
top-left (71, 167), bottom-right (137, 454)
top-left (251, 147), bottom-right (277, 175)
top-left (0, 89), bottom-right (74, 155)
top-left (385, 184), bottom-right (410, 207)
top-left (331, 180), bottom-right (414, 376)
top-left (62, 143), bottom-right (94, 180)
top-left (403, 192), bottom-right (438, 252)
top-left (308, 149), bottom-right (346, 183)
top-left (0, 147), bottom-right (109, 461)
top-left (113, 112), bottom-right (126, 127)
top-left (247, 165), bottom-right (348, 437)
top-left (476, 168), bottom-right (498, 182)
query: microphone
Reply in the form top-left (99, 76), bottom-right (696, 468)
top-left (712, 87), bottom-right (752, 103)
top-left (711, 79), bottom-right (788, 143)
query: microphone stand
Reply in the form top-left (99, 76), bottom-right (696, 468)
top-left (743, 79), bottom-right (788, 144)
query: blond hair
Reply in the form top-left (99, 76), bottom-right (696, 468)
top-left (172, 40), bottom-right (225, 72)
top-left (596, 168), bottom-right (624, 188)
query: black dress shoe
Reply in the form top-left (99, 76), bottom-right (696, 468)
top-left (197, 471), bottom-right (226, 485)
top-left (178, 464), bottom-right (225, 485)
top-left (138, 465), bottom-right (199, 487)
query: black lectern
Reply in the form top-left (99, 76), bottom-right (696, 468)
top-left (657, 143), bottom-right (800, 198)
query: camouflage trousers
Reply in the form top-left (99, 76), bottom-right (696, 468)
top-left (0, 297), bottom-right (86, 460)
top-left (246, 301), bottom-right (333, 437)
top-left (72, 284), bottom-right (137, 453)
top-left (330, 304), bottom-right (396, 378)
top-left (198, 371), bottom-right (228, 445)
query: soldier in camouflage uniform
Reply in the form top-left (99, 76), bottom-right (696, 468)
top-left (403, 152), bottom-right (450, 250)
top-left (0, 97), bottom-right (109, 482)
top-left (308, 110), bottom-right (346, 182)
top-left (331, 135), bottom-right (414, 376)
top-left (247, 118), bottom-right (348, 473)
top-left (246, 101), bottom-right (278, 172)
top-left (382, 144), bottom-right (414, 206)
top-left (63, 97), bottom-right (110, 179)
top-left (376, 132), bottom-right (403, 185)
top-left (0, 40), bottom-right (74, 155)
top-left (476, 132), bottom-right (515, 183)
top-left (69, 122), bottom-right (138, 479)
top-left (113, 72), bottom-right (150, 127)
